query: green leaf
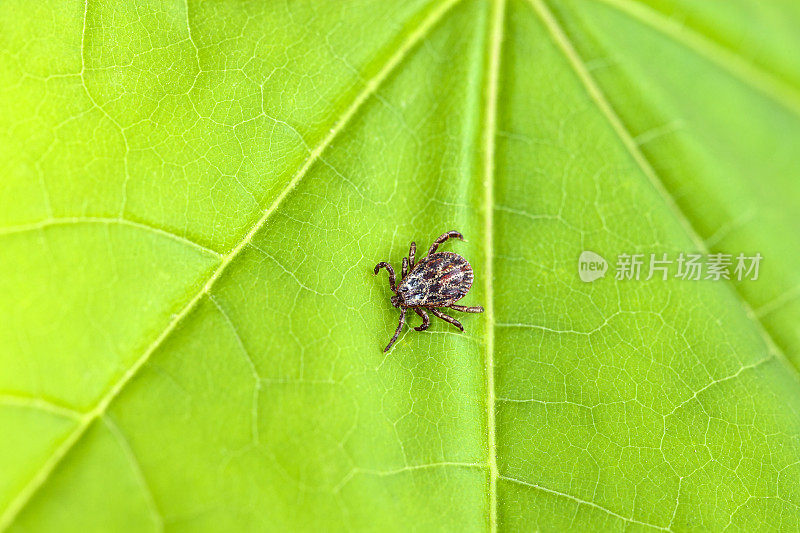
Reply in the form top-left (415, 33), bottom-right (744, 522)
top-left (2, 0), bottom-right (800, 530)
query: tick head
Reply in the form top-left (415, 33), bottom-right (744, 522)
top-left (390, 294), bottom-right (402, 307)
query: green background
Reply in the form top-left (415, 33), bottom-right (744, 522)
top-left (2, 0), bottom-right (800, 530)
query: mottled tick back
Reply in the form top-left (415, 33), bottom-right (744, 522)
top-left (373, 230), bottom-right (484, 352)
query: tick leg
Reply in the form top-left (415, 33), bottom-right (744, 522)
top-left (414, 308), bottom-right (430, 331)
top-left (384, 308), bottom-right (406, 352)
top-left (431, 308), bottom-right (463, 332)
top-left (402, 257), bottom-right (409, 279)
top-left (448, 304), bottom-right (484, 313)
top-left (427, 230), bottom-right (463, 256)
top-left (408, 241), bottom-right (416, 268)
top-left (374, 262), bottom-right (397, 291)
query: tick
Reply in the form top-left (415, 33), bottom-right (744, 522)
top-left (373, 230), bottom-right (484, 352)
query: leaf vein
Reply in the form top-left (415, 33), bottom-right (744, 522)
top-left (595, 0), bottom-right (800, 117)
top-left (0, 394), bottom-right (82, 421)
top-left (499, 475), bottom-right (671, 531)
top-left (103, 415), bottom-right (164, 532)
top-left (0, 0), bottom-right (462, 528)
top-left (209, 295), bottom-right (262, 445)
top-left (0, 217), bottom-right (222, 257)
top-left (529, 0), bottom-right (800, 381)
top-left (483, 0), bottom-right (505, 531)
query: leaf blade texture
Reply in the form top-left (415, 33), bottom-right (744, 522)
top-left (2, 0), bottom-right (800, 530)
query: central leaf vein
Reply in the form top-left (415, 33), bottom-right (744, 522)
top-left (483, 0), bottom-right (505, 531)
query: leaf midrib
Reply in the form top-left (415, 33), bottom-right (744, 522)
top-left (0, 0), bottom-right (463, 528)
top-left (483, 0), bottom-right (505, 531)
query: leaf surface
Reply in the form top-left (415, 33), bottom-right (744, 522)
top-left (2, 0), bottom-right (800, 531)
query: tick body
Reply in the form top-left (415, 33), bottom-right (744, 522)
top-left (374, 230), bottom-right (484, 352)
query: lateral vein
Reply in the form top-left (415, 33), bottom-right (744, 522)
top-left (0, 1), bottom-right (462, 528)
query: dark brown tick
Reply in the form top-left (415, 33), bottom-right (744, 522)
top-left (373, 230), bottom-right (484, 352)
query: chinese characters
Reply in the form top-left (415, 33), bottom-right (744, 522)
top-left (614, 253), bottom-right (761, 281)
